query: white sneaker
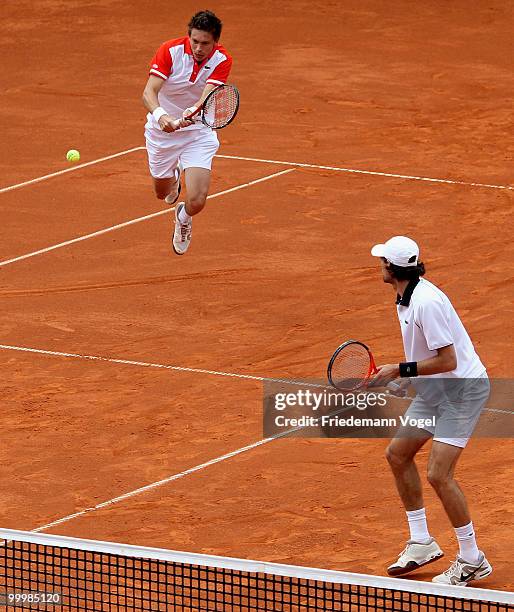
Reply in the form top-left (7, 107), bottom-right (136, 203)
top-left (432, 552), bottom-right (492, 586)
top-left (172, 203), bottom-right (192, 255)
top-left (164, 166), bottom-right (182, 206)
top-left (387, 538), bottom-right (444, 577)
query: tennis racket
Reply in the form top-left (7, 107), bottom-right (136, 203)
top-left (184, 84), bottom-right (240, 129)
top-left (327, 340), bottom-right (401, 392)
top-left (327, 340), bottom-right (377, 390)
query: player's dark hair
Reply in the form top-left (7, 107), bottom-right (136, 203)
top-left (387, 261), bottom-right (426, 280)
top-left (188, 10), bottom-right (222, 41)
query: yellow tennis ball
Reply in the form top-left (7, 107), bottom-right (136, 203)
top-left (66, 149), bottom-right (80, 163)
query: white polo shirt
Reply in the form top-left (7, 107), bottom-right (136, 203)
top-left (397, 278), bottom-right (486, 378)
top-left (147, 36), bottom-right (233, 131)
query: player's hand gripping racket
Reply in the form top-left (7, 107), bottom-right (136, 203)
top-left (327, 340), bottom-right (401, 392)
top-left (182, 84), bottom-right (240, 129)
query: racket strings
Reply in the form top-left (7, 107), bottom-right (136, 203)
top-left (204, 85), bottom-right (239, 128)
top-left (330, 344), bottom-right (372, 389)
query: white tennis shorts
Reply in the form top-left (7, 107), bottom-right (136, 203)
top-left (405, 374), bottom-right (490, 448)
top-left (144, 118), bottom-right (219, 179)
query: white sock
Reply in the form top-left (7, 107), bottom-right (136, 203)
top-left (178, 206), bottom-right (191, 224)
top-left (455, 521), bottom-right (481, 564)
top-left (406, 508), bottom-right (431, 544)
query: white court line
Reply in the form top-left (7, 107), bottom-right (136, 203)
top-left (0, 167), bottom-right (295, 268)
top-left (33, 435), bottom-right (286, 533)
top-left (1, 341), bottom-right (508, 413)
top-left (2, 343), bottom-right (509, 412)
top-left (2, 146), bottom-right (512, 196)
top-left (0, 342), bottom-right (320, 387)
top-left (217, 154), bottom-right (514, 191)
top-left (0, 147), bottom-right (145, 194)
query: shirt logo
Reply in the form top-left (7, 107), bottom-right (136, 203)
top-left (152, 63), bottom-right (158, 68)
top-left (204, 65), bottom-right (211, 69)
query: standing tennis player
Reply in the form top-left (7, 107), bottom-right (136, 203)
top-left (142, 10), bottom-right (233, 255)
top-left (369, 236), bottom-right (492, 586)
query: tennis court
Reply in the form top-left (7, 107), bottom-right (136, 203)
top-left (1, 0), bottom-right (513, 609)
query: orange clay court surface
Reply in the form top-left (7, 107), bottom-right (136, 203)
top-left (1, 0), bottom-right (513, 595)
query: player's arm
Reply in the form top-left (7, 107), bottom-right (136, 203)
top-left (182, 83), bottom-right (218, 120)
top-left (370, 344), bottom-right (457, 385)
top-left (142, 76), bottom-right (189, 132)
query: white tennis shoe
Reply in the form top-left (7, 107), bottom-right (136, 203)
top-left (165, 166), bottom-right (182, 206)
top-left (432, 553), bottom-right (492, 586)
top-left (387, 538), bottom-right (444, 577)
top-left (172, 203), bottom-right (192, 255)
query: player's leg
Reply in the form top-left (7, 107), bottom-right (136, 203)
top-left (386, 431), bottom-right (431, 512)
top-left (184, 167), bottom-right (211, 215)
top-left (427, 378), bottom-right (490, 527)
top-left (385, 392), bottom-right (443, 576)
top-left (144, 124), bottom-right (182, 203)
top-left (171, 129), bottom-right (219, 255)
top-left (426, 441), bottom-right (468, 526)
top-left (429, 376), bottom-right (492, 585)
top-left (385, 430), bottom-right (443, 576)
top-left (171, 167), bottom-right (211, 255)
top-left (428, 441), bottom-right (492, 584)
top-left (386, 395), bottom-right (435, 511)
top-left (153, 174), bottom-right (180, 203)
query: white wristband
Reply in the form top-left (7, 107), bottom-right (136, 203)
top-left (152, 107), bottom-right (167, 122)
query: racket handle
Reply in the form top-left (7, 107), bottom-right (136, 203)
top-left (184, 106), bottom-right (200, 120)
top-left (171, 115), bottom-right (196, 130)
top-left (385, 380), bottom-right (408, 398)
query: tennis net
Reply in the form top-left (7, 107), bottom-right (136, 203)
top-left (0, 528), bottom-right (512, 611)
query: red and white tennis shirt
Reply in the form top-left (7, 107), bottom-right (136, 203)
top-left (148, 37), bottom-right (233, 131)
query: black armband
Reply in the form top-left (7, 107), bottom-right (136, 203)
top-left (399, 361), bottom-right (418, 378)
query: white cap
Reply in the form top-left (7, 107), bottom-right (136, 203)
top-left (371, 236), bottom-right (420, 267)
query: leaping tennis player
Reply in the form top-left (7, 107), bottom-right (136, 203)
top-left (142, 10), bottom-right (233, 255)
top-left (369, 236), bottom-right (492, 586)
